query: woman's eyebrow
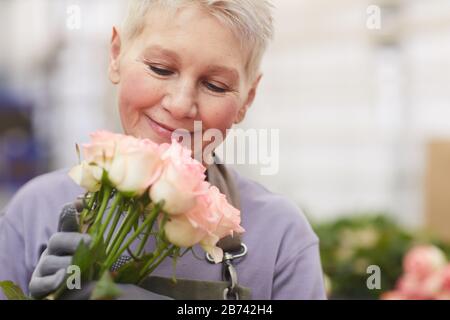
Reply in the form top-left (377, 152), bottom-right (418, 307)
top-left (206, 65), bottom-right (240, 82)
top-left (142, 45), bottom-right (240, 81)
top-left (142, 45), bottom-right (181, 63)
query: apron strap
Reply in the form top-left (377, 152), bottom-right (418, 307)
top-left (206, 160), bottom-right (248, 300)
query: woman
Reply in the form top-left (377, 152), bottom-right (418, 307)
top-left (0, 0), bottom-right (326, 300)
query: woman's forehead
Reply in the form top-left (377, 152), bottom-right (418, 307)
top-left (129, 5), bottom-right (248, 77)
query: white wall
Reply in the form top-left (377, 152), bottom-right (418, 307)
top-left (234, 0), bottom-right (450, 227)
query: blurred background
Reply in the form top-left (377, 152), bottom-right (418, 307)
top-left (1, 0), bottom-right (450, 299)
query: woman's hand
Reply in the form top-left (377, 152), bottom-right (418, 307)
top-left (28, 203), bottom-right (91, 299)
top-left (28, 202), bottom-right (173, 300)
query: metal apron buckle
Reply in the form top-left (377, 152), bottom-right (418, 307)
top-left (206, 243), bottom-right (248, 300)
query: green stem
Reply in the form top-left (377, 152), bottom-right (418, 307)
top-left (104, 201), bottom-right (126, 249)
top-left (109, 203), bottom-right (161, 268)
top-left (93, 192), bottom-right (123, 247)
top-left (79, 192), bottom-right (97, 231)
top-left (134, 204), bottom-right (161, 257)
top-left (88, 185), bottom-right (112, 235)
top-left (138, 242), bottom-right (168, 277)
top-left (102, 205), bottom-right (140, 272)
top-left (106, 203), bottom-right (134, 255)
top-left (139, 245), bottom-right (175, 283)
top-left (134, 222), bottom-right (153, 258)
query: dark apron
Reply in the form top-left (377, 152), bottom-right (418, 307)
top-left (140, 276), bottom-right (252, 300)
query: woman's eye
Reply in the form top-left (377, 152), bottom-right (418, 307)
top-left (149, 65), bottom-right (174, 76)
top-left (204, 81), bottom-right (228, 93)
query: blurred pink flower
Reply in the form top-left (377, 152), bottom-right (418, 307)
top-left (403, 245), bottom-right (447, 279)
top-left (382, 245), bottom-right (450, 300)
top-left (438, 265), bottom-right (450, 293)
top-left (380, 291), bottom-right (409, 300)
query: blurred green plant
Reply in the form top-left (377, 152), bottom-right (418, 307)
top-left (312, 213), bottom-right (450, 299)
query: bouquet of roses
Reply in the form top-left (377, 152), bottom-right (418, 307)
top-left (1, 130), bottom-right (244, 300)
top-left (381, 245), bottom-right (450, 300)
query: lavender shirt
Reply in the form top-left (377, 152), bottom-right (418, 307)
top-left (0, 168), bottom-right (326, 300)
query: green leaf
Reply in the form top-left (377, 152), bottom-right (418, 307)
top-left (72, 239), bottom-right (96, 281)
top-left (133, 216), bottom-right (140, 233)
top-left (91, 238), bottom-right (108, 279)
top-left (90, 272), bottom-right (122, 300)
top-left (0, 281), bottom-right (31, 300)
top-left (71, 236), bottom-right (107, 281)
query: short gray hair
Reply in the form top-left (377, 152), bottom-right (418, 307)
top-left (122, 0), bottom-right (274, 82)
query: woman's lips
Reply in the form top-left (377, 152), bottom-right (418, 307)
top-left (145, 116), bottom-right (175, 140)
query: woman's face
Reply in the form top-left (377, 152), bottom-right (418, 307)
top-left (109, 4), bottom-right (261, 158)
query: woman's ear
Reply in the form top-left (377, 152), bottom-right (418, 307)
top-left (234, 74), bottom-right (263, 124)
top-left (108, 26), bottom-right (122, 84)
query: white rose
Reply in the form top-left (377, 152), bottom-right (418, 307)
top-left (69, 161), bottom-right (102, 192)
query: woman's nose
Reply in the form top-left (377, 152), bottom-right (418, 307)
top-left (162, 79), bottom-right (198, 119)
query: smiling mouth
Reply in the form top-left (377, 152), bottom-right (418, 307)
top-left (146, 115), bottom-right (199, 134)
top-left (144, 115), bottom-right (174, 139)
top-left (147, 116), bottom-right (176, 132)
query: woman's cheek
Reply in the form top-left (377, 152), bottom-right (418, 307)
top-left (118, 70), bottom-right (165, 131)
top-left (200, 96), bottom-right (240, 134)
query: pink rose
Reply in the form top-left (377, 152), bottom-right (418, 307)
top-left (161, 185), bottom-right (245, 263)
top-left (206, 186), bottom-right (245, 238)
top-left (163, 214), bottom-right (207, 248)
top-left (150, 140), bottom-right (207, 215)
top-left (162, 192), bottom-right (214, 248)
top-left (403, 245), bottom-right (447, 279)
top-left (82, 130), bottom-right (125, 174)
top-left (193, 186), bottom-right (245, 263)
top-left (108, 136), bottom-right (163, 196)
top-left (199, 234), bottom-right (223, 263)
